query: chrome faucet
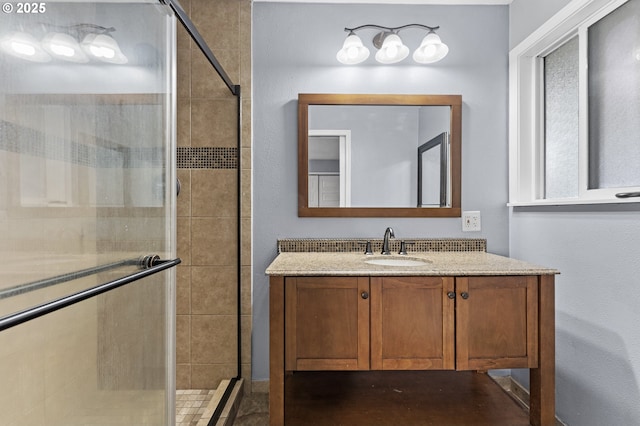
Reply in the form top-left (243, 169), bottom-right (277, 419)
top-left (381, 227), bottom-right (395, 255)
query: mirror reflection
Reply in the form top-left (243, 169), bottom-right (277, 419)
top-left (3, 95), bottom-right (165, 209)
top-left (299, 94), bottom-right (461, 217)
top-left (418, 131), bottom-right (449, 207)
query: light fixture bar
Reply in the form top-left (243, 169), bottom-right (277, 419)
top-left (344, 23), bottom-right (439, 33)
top-left (337, 23), bottom-right (448, 65)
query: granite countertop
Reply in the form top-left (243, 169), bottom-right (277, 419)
top-left (265, 251), bottom-right (558, 277)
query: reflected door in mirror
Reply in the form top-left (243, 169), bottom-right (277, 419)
top-left (308, 130), bottom-right (351, 207)
top-left (418, 132), bottom-right (450, 207)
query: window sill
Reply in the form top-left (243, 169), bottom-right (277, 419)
top-left (508, 198), bottom-right (640, 207)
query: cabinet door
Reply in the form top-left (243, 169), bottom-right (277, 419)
top-left (318, 175), bottom-right (340, 207)
top-left (456, 276), bottom-right (538, 370)
top-left (370, 276), bottom-right (455, 370)
top-left (285, 276), bottom-right (370, 371)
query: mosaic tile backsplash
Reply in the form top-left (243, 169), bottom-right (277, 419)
top-left (277, 238), bottom-right (487, 254)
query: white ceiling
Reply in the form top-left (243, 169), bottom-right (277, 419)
top-left (253, 0), bottom-right (512, 4)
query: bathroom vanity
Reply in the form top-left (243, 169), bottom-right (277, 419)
top-left (266, 241), bottom-right (558, 426)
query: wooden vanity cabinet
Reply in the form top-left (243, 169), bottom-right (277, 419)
top-left (285, 275), bottom-right (538, 373)
top-left (284, 276), bottom-right (370, 371)
top-left (270, 268), bottom-right (556, 425)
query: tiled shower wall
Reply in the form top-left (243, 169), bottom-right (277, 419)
top-left (175, 0), bottom-right (252, 391)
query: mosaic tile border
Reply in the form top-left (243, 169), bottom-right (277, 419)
top-left (2, 121), bottom-right (238, 169)
top-left (277, 238), bottom-right (486, 254)
top-left (177, 147), bottom-right (237, 169)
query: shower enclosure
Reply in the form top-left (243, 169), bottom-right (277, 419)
top-left (0, 0), bottom-right (178, 424)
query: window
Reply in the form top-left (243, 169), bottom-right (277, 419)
top-left (509, 0), bottom-right (640, 205)
top-left (544, 36), bottom-right (579, 199)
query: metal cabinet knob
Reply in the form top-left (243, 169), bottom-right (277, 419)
top-left (460, 292), bottom-right (469, 299)
top-left (447, 291), bottom-right (456, 299)
top-left (361, 291), bottom-right (369, 300)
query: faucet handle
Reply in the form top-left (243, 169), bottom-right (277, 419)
top-left (359, 241), bottom-right (373, 255)
top-left (398, 241), bottom-right (415, 255)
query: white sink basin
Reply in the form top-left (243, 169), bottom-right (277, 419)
top-left (364, 257), bottom-right (430, 267)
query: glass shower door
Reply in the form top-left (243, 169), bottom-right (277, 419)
top-left (0, 1), bottom-right (177, 424)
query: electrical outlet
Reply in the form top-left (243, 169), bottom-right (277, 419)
top-left (462, 211), bottom-right (481, 232)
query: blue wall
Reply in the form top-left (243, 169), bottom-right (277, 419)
top-left (509, 0), bottom-right (571, 48)
top-left (252, 2), bottom-right (509, 381)
top-left (510, 0), bottom-right (640, 424)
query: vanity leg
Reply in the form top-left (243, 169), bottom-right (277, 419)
top-left (530, 275), bottom-right (555, 426)
top-left (270, 276), bottom-right (285, 425)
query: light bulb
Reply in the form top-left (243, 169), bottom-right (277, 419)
top-left (51, 44), bottom-right (75, 57)
top-left (375, 34), bottom-right (409, 64)
top-left (0, 31), bottom-right (51, 62)
top-left (337, 33), bottom-right (369, 65)
top-left (12, 41), bottom-right (35, 56)
top-left (81, 33), bottom-right (127, 64)
top-left (413, 32), bottom-right (449, 64)
top-left (90, 45), bottom-right (115, 59)
top-left (42, 32), bottom-right (89, 62)
top-left (422, 45), bottom-right (436, 57)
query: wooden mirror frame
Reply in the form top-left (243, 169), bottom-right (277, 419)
top-left (298, 93), bottom-right (462, 217)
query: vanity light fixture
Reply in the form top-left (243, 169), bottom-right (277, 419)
top-left (81, 33), bottom-right (127, 64)
top-left (336, 32), bottom-right (370, 65)
top-left (0, 24), bottom-right (127, 64)
top-left (0, 31), bottom-right (51, 62)
top-left (337, 24), bottom-right (449, 65)
top-left (41, 32), bottom-right (89, 63)
top-left (74, 24), bottom-right (127, 64)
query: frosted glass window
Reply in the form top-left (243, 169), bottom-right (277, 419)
top-left (544, 36), bottom-right (579, 199)
top-left (588, 0), bottom-right (640, 189)
top-left (511, 0), bottom-right (640, 205)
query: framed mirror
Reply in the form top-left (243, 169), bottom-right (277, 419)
top-left (298, 93), bottom-right (461, 217)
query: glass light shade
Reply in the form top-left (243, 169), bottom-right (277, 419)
top-left (0, 31), bottom-right (51, 62)
top-left (375, 33), bottom-right (409, 64)
top-left (413, 32), bottom-right (449, 64)
top-left (42, 32), bottom-right (89, 63)
top-left (337, 34), bottom-right (370, 65)
top-left (81, 33), bottom-right (128, 64)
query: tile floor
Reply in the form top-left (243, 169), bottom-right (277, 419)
top-left (176, 389), bottom-right (216, 426)
top-left (232, 392), bottom-right (269, 426)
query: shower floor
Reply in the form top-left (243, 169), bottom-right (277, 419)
top-left (176, 379), bottom-right (245, 425)
top-left (176, 389), bottom-right (215, 425)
